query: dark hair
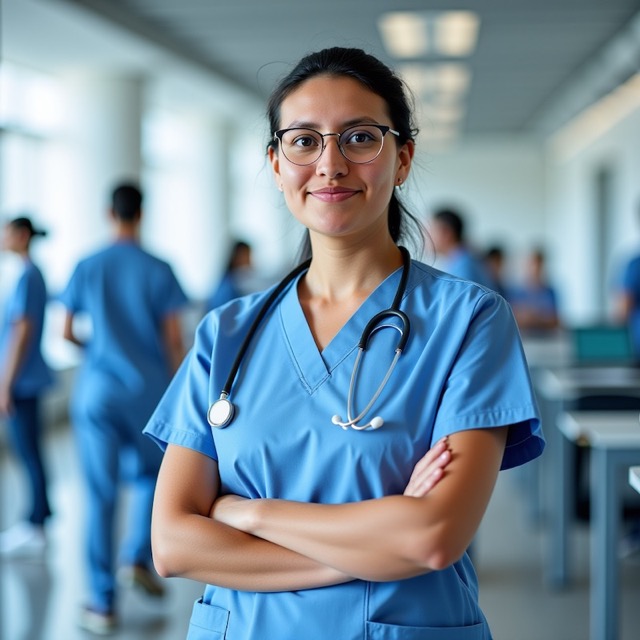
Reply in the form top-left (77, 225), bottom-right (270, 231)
top-left (433, 208), bottom-right (464, 243)
top-left (266, 47), bottom-right (423, 260)
top-left (8, 216), bottom-right (47, 239)
top-left (225, 240), bottom-right (252, 273)
top-left (111, 183), bottom-right (143, 222)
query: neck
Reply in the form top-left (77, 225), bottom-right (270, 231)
top-left (302, 238), bottom-right (403, 303)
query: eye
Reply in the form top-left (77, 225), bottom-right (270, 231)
top-left (342, 126), bottom-right (381, 146)
top-left (290, 130), bottom-right (321, 148)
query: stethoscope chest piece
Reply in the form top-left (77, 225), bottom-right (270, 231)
top-left (208, 397), bottom-right (235, 429)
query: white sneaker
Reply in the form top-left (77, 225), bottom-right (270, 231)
top-left (0, 522), bottom-right (46, 557)
top-left (78, 606), bottom-right (118, 635)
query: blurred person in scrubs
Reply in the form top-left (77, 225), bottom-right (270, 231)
top-left (509, 247), bottom-right (560, 333)
top-left (206, 240), bottom-right (255, 311)
top-left (429, 207), bottom-right (495, 289)
top-left (59, 182), bottom-right (189, 634)
top-left (145, 48), bottom-right (544, 640)
top-left (0, 216), bottom-right (53, 557)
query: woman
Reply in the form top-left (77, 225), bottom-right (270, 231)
top-left (144, 47), bottom-right (544, 639)
top-left (0, 216), bottom-right (53, 557)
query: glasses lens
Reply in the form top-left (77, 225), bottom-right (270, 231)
top-left (339, 125), bottom-right (385, 163)
top-left (279, 129), bottom-right (323, 165)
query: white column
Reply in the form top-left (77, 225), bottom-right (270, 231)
top-left (54, 73), bottom-right (144, 282)
top-left (143, 112), bottom-right (231, 302)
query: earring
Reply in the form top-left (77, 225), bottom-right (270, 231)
top-left (396, 177), bottom-right (403, 186)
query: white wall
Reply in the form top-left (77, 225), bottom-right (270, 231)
top-left (408, 135), bottom-right (547, 276)
top-left (546, 85), bottom-right (640, 324)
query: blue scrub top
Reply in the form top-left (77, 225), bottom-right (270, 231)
top-left (0, 259), bottom-right (53, 397)
top-left (440, 247), bottom-right (495, 290)
top-left (145, 259), bottom-right (544, 640)
top-left (620, 254), bottom-right (640, 355)
top-left (59, 241), bottom-right (188, 404)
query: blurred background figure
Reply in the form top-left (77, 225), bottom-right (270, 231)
top-left (483, 244), bottom-right (509, 298)
top-left (509, 247), bottom-right (560, 333)
top-left (58, 182), bottom-right (189, 634)
top-left (0, 216), bottom-right (54, 557)
top-left (614, 203), bottom-right (640, 357)
top-left (429, 207), bottom-right (495, 289)
top-left (206, 239), bottom-right (254, 311)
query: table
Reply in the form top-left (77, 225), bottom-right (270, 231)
top-left (557, 411), bottom-right (640, 640)
top-left (534, 366), bottom-right (640, 586)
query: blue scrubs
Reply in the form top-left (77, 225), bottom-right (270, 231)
top-left (145, 259), bottom-right (544, 640)
top-left (619, 254), bottom-right (640, 355)
top-left (0, 259), bottom-right (53, 525)
top-left (59, 240), bottom-right (188, 612)
top-left (440, 247), bottom-right (495, 290)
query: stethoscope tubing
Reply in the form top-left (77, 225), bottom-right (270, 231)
top-left (209, 247), bottom-right (411, 429)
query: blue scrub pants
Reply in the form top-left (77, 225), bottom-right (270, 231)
top-left (72, 379), bottom-right (163, 612)
top-left (6, 395), bottom-right (52, 526)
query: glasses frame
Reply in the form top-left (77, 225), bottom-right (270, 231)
top-left (273, 124), bottom-right (400, 166)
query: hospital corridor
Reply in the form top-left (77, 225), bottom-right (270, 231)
top-left (3, 0), bottom-right (640, 638)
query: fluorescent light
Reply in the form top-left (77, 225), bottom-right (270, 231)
top-left (378, 11), bottom-right (480, 59)
top-left (378, 12), bottom-right (429, 58)
top-left (550, 73), bottom-right (640, 161)
top-left (435, 12), bottom-right (480, 57)
top-left (421, 102), bottom-right (465, 124)
top-left (399, 63), bottom-right (471, 97)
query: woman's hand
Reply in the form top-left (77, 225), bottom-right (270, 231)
top-left (403, 436), bottom-right (451, 497)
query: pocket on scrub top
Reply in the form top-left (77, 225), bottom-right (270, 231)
top-left (366, 620), bottom-right (488, 640)
top-left (186, 598), bottom-right (230, 640)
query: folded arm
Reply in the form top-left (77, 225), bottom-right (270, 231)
top-left (151, 436), bottom-right (451, 591)
top-left (213, 427), bottom-right (507, 581)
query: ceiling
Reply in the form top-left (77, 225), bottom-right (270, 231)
top-left (5, 0), bottom-right (640, 142)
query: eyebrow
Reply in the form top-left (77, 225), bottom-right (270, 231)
top-left (283, 117), bottom-right (386, 130)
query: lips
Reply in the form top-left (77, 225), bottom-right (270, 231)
top-left (310, 187), bottom-right (359, 203)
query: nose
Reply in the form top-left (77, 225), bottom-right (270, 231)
top-left (316, 134), bottom-right (348, 178)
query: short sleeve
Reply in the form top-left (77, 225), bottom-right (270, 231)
top-left (432, 292), bottom-right (544, 470)
top-left (143, 315), bottom-right (217, 459)
top-left (154, 263), bottom-right (189, 317)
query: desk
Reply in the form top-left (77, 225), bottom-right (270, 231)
top-left (536, 366), bottom-right (640, 402)
top-left (557, 412), bottom-right (640, 640)
top-left (534, 366), bottom-right (640, 586)
top-left (630, 466), bottom-right (640, 494)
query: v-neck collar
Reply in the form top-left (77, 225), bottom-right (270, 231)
top-left (277, 265), bottom-right (406, 394)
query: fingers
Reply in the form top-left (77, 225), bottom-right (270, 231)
top-left (403, 437), bottom-right (452, 498)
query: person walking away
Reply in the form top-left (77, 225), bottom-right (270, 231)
top-left (59, 183), bottom-right (188, 634)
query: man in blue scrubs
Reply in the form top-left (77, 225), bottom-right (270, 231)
top-left (429, 208), bottom-right (495, 289)
top-left (59, 182), bottom-right (189, 634)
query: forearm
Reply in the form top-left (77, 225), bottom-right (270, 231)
top-left (235, 496), bottom-right (439, 581)
top-left (2, 320), bottom-right (31, 389)
top-left (152, 445), bottom-right (352, 592)
top-left (152, 509), bottom-right (352, 591)
top-left (213, 430), bottom-right (505, 581)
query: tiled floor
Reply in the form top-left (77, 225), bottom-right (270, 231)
top-left (1, 424), bottom-right (639, 639)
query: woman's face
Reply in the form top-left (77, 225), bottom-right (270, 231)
top-left (269, 74), bottom-right (413, 245)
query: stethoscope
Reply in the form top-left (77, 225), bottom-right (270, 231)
top-left (207, 246), bottom-right (411, 431)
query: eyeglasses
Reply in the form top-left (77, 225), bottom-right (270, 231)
top-left (273, 124), bottom-right (400, 166)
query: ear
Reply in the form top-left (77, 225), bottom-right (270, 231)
top-left (268, 146), bottom-right (283, 191)
top-left (396, 139), bottom-right (414, 184)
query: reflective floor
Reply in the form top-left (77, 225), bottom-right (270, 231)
top-left (1, 424), bottom-right (639, 639)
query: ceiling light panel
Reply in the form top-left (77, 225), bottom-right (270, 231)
top-left (378, 10), bottom-right (480, 59)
